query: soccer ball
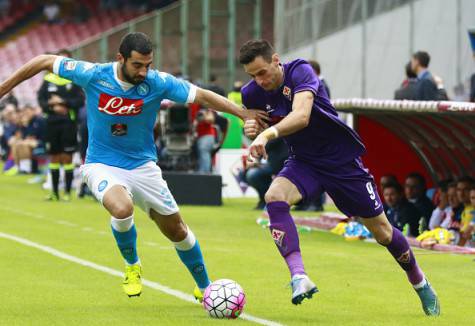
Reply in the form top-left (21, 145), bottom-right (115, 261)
top-left (202, 279), bottom-right (246, 319)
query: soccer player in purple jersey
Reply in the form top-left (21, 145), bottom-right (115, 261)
top-left (239, 39), bottom-right (440, 315)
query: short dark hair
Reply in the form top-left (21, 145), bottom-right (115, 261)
top-left (405, 62), bottom-right (417, 79)
top-left (308, 60), bottom-right (321, 75)
top-left (457, 176), bottom-right (475, 186)
top-left (239, 39), bottom-right (274, 64)
top-left (119, 32), bottom-right (153, 60)
top-left (412, 51), bottom-right (430, 68)
top-left (448, 181), bottom-right (458, 189)
top-left (437, 178), bottom-right (454, 192)
top-left (383, 182), bottom-right (403, 194)
top-left (406, 172), bottom-right (427, 190)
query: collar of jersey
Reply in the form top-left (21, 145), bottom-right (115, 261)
top-left (113, 62), bottom-right (135, 92)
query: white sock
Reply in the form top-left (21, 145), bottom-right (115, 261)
top-left (111, 215), bottom-right (134, 232)
top-left (173, 226), bottom-right (196, 251)
top-left (413, 278), bottom-right (427, 289)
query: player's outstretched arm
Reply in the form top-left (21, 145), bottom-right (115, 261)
top-left (194, 87), bottom-right (268, 127)
top-left (0, 54), bottom-right (58, 99)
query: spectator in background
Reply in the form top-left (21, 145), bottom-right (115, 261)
top-left (459, 187), bottom-right (475, 246)
top-left (456, 176), bottom-right (475, 245)
top-left (246, 138), bottom-right (288, 210)
top-left (5, 106), bottom-right (45, 175)
top-left (308, 60), bottom-right (330, 98)
top-left (383, 182), bottom-right (421, 237)
top-left (0, 104), bottom-right (18, 164)
top-left (0, 91), bottom-right (18, 109)
top-left (404, 172), bottom-right (434, 231)
top-left (394, 62), bottom-right (418, 100)
top-left (380, 174), bottom-right (398, 192)
top-left (429, 181), bottom-right (457, 230)
top-left (37, 49), bottom-right (85, 201)
top-left (411, 51), bottom-right (448, 101)
top-left (194, 108), bottom-right (216, 173)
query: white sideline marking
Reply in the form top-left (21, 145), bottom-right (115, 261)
top-left (0, 231), bottom-right (283, 326)
top-left (56, 220), bottom-right (78, 227)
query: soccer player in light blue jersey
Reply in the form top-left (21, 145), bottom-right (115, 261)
top-left (0, 32), bottom-right (267, 299)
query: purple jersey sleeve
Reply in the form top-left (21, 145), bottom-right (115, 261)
top-left (290, 63), bottom-right (319, 96)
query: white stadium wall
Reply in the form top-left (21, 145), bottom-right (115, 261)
top-left (278, 0), bottom-right (475, 100)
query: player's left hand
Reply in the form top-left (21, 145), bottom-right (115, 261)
top-left (242, 109), bottom-right (269, 129)
top-left (247, 133), bottom-right (269, 162)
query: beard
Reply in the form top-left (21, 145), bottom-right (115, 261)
top-left (121, 63), bottom-right (144, 85)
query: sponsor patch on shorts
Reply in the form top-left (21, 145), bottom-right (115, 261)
top-left (98, 180), bottom-right (108, 192)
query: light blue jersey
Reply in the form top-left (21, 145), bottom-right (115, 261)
top-left (53, 57), bottom-right (196, 170)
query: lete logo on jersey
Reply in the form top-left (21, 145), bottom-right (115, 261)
top-left (98, 94), bottom-right (144, 116)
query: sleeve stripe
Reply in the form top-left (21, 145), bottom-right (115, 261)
top-left (294, 87), bottom-right (317, 96)
top-left (52, 56), bottom-right (65, 75)
top-left (186, 84), bottom-right (197, 103)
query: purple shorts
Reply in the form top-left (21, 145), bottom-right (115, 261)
top-left (278, 157), bottom-right (384, 218)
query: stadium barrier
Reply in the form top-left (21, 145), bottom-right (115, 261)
top-left (333, 99), bottom-right (475, 191)
top-left (163, 171), bottom-right (222, 206)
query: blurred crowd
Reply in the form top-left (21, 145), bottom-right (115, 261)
top-left (381, 173), bottom-right (475, 248)
top-left (0, 0), bottom-right (176, 25)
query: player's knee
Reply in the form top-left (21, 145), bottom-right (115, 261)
top-left (374, 224), bottom-right (393, 245)
top-left (111, 201), bottom-right (134, 219)
top-left (264, 190), bottom-right (286, 204)
top-left (174, 223), bottom-right (188, 242)
top-left (167, 220), bottom-right (188, 242)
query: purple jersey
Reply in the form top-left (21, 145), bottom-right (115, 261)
top-left (241, 59), bottom-right (365, 167)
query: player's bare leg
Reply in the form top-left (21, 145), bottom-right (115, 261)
top-left (264, 177), bottom-right (318, 305)
top-left (362, 214), bottom-right (440, 316)
top-left (150, 209), bottom-right (211, 301)
top-left (103, 185), bottom-right (142, 297)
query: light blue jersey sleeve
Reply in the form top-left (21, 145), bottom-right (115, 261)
top-left (155, 71), bottom-right (197, 104)
top-left (53, 56), bottom-right (97, 88)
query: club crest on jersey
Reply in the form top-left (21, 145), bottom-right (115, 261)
top-left (98, 94), bottom-right (143, 116)
top-left (64, 61), bottom-right (77, 71)
top-left (136, 83), bottom-right (150, 96)
top-left (282, 86), bottom-right (292, 101)
top-left (271, 229), bottom-right (286, 247)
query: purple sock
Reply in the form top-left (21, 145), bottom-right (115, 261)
top-left (385, 227), bottom-right (424, 285)
top-left (267, 201), bottom-right (306, 277)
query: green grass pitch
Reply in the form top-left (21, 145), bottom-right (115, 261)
top-left (1, 173), bottom-right (474, 325)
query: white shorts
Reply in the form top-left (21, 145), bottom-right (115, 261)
top-left (80, 161), bottom-right (179, 216)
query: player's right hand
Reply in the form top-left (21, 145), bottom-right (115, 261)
top-left (242, 109), bottom-right (269, 129)
top-left (244, 119), bottom-right (263, 139)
